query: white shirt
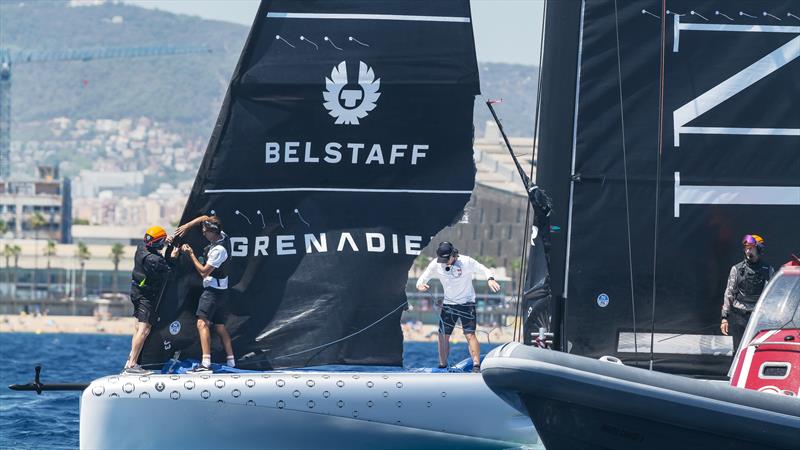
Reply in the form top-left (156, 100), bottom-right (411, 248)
top-left (203, 234), bottom-right (229, 289)
top-left (416, 255), bottom-right (495, 305)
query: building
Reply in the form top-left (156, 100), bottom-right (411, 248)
top-left (425, 122), bottom-right (535, 271)
top-left (73, 170), bottom-right (144, 199)
top-left (0, 167), bottom-right (71, 243)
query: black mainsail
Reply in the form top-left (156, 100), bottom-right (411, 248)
top-left (141, 0), bottom-right (480, 369)
top-left (536, 0), bottom-right (799, 376)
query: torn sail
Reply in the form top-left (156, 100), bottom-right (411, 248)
top-left (141, 0), bottom-right (480, 369)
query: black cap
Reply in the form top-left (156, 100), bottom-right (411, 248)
top-left (436, 241), bottom-right (456, 263)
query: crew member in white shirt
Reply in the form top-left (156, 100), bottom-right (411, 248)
top-left (176, 215), bottom-right (236, 372)
top-left (416, 242), bottom-right (500, 372)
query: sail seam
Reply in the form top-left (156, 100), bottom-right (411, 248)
top-left (204, 188), bottom-right (472, 194)
top-left (267, 12), bottom-right (471, 23)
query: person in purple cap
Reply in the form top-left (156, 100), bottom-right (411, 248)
top-left (416, 242), bottom-right (500, 372)
top-left (721, 234), bottom-right (774, 354)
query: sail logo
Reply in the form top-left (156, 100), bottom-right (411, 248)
top-left (323, 61), bottom-right (381, 125)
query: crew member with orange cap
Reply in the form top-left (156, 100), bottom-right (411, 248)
top-left (122, 226), bottom-right (177, 374)
top-left (721, 234), bottom-right (774, 354)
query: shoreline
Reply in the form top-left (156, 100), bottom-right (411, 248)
top-left (0, 314), bottom-right (515, 344)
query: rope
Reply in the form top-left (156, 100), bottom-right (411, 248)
top-left (512, 0), bottom-right (550, 344)
top-left (612, 0), bottom-right (638, 355)
top-left (271, 300), bottom-right (408, 362)
top-left (649, 0), bottom-right (668, 371)
top-left (434, 300), bottom-right (492, 369)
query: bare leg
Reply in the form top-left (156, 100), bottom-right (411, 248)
top-left (215, 324), bottom-right (234, 358)
top-left (465, 333), bottom-right (481, 366)
top-left (126, 322), bottom-right (151, 368)
top-left (197, 318), bottom-right (211, 360)
top-left (438, 332), bottom-right (451, 367)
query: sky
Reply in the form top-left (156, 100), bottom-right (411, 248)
top-left (121, 0), bottom-right (544, 65)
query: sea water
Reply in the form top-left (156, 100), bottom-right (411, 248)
top-left (0, 333), bottom-right (499, 450)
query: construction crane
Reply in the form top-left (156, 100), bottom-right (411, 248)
top-left (0, 45), bottom-right (212, 178)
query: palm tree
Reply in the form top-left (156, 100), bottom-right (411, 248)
top-left (29, 212), bottom-right (46, 300)
top-left (3, 244), bottom-right (12, 300)
top-left (75, 242), bottom-right (91, 298)
top-left (44, 240), bottom-right (57, 299)
top-left (510, 258), bottom-right (523, 291)
top-left (10, 244), bottom-right (21, 299)
top-left (413, 255), bottom-right (431, 277)
top-left (110, 243), bottom-right (125, 295)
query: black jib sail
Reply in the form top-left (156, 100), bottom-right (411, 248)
top-left (141, 0), bottom-right (480, 369)
top-left (536, 0), bottom-right (799, 376)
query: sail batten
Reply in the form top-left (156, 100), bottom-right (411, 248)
top-left (266, 12), bottom-right (472, 23)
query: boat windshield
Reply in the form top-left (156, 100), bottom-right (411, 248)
top-left (729, 267), bottom-right (800, 376)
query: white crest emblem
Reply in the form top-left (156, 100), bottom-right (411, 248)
top-left (323, 61), bottom-right (381, 125)
top-left (169, 320), bottom-right (181, 336)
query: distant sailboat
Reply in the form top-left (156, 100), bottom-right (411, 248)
top-left (79, 1), bottom-right (539, 448)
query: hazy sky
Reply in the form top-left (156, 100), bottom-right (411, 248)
top-left (122, 0), bottom-right (544, 65)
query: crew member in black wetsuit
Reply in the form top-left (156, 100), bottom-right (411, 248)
top-left (123, 226), bottom-right (177, 374)
top-left (721, 234), bottom-right (774, 355)
top-left (176, 215), bottom-right (235, 371)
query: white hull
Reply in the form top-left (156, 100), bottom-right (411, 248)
top-left (80, 371), bottom-right (539, 449)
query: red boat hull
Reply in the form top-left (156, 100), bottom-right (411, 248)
top-left (730, 328), bottom-right (800, 397)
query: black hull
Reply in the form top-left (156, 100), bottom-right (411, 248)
top-left (482, 343), bottom-right (800, 450)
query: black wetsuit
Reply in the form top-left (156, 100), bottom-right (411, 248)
top-left (130, 243), bottom-right (171, 323)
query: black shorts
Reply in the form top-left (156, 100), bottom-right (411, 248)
top-left (439, 303), bottom-right (477, 335)
top-left (196, 288), bottom-right (228, 324)
top-left (131, 292), bottom-right (154, 324)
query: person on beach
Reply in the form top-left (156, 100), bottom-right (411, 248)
top-left (416, 242), bottom-right (500, 372)
top-left (123, 226), bottom-right (177, 374)
top-left (175, 215), bottom-right (235, 371)
top-left (721, 234), bottom-right (774, 354)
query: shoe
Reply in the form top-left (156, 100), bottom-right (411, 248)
top-left (437, 364), bottom-right (447, 369)
top-left (471, 365), bottom-right (481, 373)
top-left (190, 364), bottom-right (212, 373)
top-left (121, 365), bottom-right (152, 375)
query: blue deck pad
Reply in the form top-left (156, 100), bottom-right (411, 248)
top-left (159, 355), bottom-right (482, 374)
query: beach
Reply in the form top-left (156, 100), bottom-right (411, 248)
top-left (0, 314), bottom-right (515, 343)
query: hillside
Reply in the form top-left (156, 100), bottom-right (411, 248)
top-left (2, 0), bottom-right (538, 138)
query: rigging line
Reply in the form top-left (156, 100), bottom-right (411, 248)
top-left (480, 97), bottom-right (521, 343)
top-left (274, 301), bottom-right (408, 361)
top-left (613, 0), bottom-right (638, 356)
top-left (649, 0), bottom-right (668, 371)
top-left (516, 0), bottom-right (549, 344)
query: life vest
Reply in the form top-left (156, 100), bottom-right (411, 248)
top-left (131, 242), bottom-right (167, 294)
top-left (203, 233), bottom-right (231, 283)
top-left (733, 259), bottom-right (771, 311)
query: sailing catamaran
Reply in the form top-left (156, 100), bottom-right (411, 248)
top-left (78, 1), bottom-right (540, 449)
